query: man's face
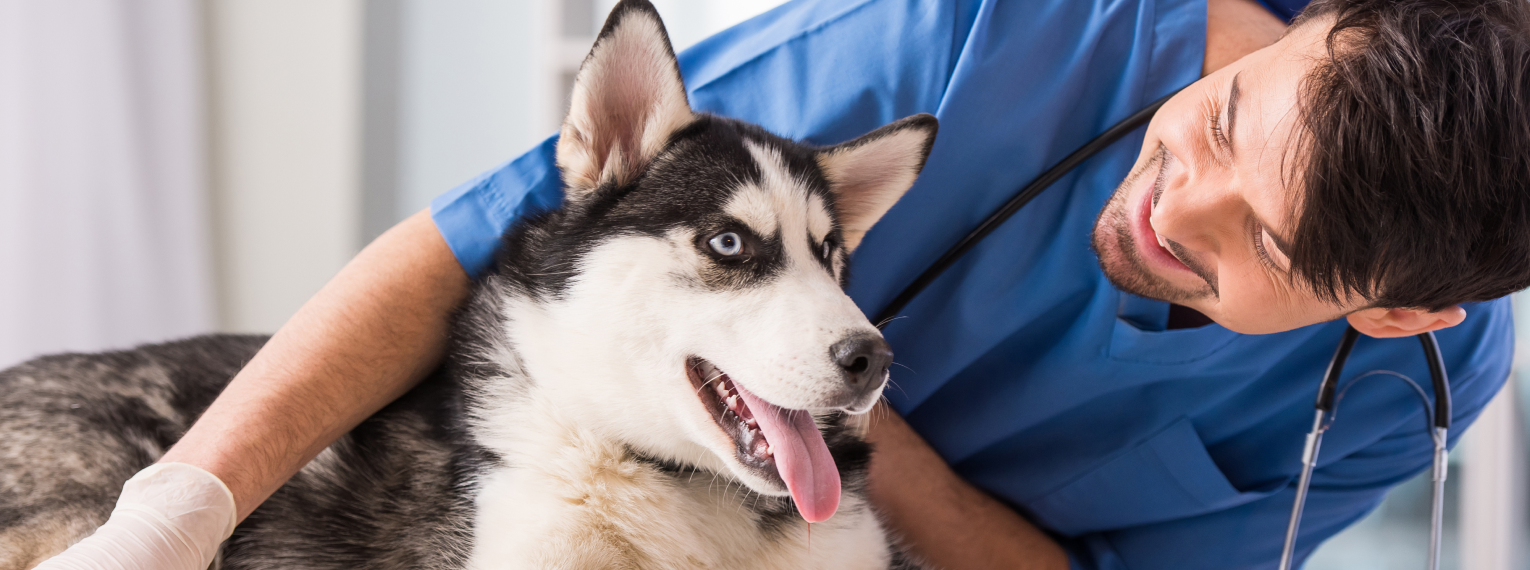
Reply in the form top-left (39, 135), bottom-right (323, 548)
top-left (1093, 19), bottom-right (1352, 335)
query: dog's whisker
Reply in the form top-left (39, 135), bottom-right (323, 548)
top-left (686, 450), bottom-right (708, 486)
top-left (693, 375), bottom-right (726, 398)
top-left (862, 394), bottom-right (895, 428)
top-left (737, 485), bottom-right (750, 515)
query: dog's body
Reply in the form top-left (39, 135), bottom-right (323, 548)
top-left (1, 2), bottom-right (937, 568)
top-left (0, 334), bottom-right (887, 570)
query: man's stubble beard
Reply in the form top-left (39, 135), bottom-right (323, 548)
top-left (1089, 145), bottom-right (1210, 305)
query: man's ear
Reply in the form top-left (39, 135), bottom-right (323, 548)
top-left (1347, 305), bottom-right (1467, 338)
top-left (817, 114), bottom-right (938, 252)
top-left (556, 0), bottom-right (693, 202)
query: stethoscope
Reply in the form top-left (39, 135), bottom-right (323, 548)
top-left (872, 92), bottom-right (1454, 570)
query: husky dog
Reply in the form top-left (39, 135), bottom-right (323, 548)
top-left (1, 2), bottom-right (937, 568)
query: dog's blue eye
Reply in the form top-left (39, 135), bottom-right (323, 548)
top-left (709, 232), bottom-right (743, 256)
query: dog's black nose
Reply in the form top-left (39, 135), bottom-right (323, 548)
top-left (830, 333), bottom-right (893, 394)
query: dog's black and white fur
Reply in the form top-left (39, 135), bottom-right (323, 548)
top-left (0, 2), bottom-right (938, 568)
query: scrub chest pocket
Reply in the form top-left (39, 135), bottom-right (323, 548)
top-left (1023, 417), bottom-right (1287, 535)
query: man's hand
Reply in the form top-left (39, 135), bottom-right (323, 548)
top-left (32, 464), bottom-right (236, 570)
top-left (866, 403), bottom-right (1069, 570)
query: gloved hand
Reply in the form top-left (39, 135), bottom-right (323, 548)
top-left (33, 463), bottom-right (237, 570)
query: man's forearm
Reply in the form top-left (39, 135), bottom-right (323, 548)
top-left (866, 404), bottom-right (1069, 570)
top-left (160, 210), bottom-right (470, 520)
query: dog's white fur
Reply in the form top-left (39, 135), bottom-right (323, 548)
top-left (466, 398), bottom-right (889, 569)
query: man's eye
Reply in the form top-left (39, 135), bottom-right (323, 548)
top-left (708, 232), bottom-right (743, 256)
top-left (1257, 226), bottom-right (1291, 271)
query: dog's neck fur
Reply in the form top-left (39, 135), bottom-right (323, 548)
top-left (450, 282), bottom-right (891, 569)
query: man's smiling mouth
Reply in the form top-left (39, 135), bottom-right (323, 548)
top-left (1133, 150), bottom-right (1192, 274)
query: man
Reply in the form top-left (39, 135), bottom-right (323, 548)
top-left (38, 0), bottom-right (1530, 568)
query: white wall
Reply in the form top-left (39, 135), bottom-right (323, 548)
top-left (1461, 381), bottom-right (1525, 570)
top-left (645, 0), bottom-right (790, 51)
top-left (393, 0), bottom-right (553, 220)
top-left (207, 0), bottom-right (363, 333)
top-left (0, 0), bottom-right (214, 367)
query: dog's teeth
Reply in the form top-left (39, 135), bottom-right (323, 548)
top-left (763, 444), bottom-right (773, 456)
top-left (726, 395), bottom-right (739, 408)
top-left (745, 417), bottom-right (757, 427)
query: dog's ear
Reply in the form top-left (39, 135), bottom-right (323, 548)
top-left (556, 0), bottom-right (693, 201)
top-left (817, 114), bottom-right (938, 251)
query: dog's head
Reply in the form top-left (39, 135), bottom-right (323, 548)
top-left (496, 0), bottom-right (935, 523)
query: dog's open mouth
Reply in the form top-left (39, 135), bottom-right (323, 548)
top-left (691, 359), bottom-right (773, 463)
top-left (687, 357), bottom-right (841, 523)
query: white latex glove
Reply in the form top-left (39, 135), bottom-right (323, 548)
top-left (33, 463), bottom-right (237, 570)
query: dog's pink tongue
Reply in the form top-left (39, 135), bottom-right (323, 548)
top-left (735, 387), bottom-right (840, 523)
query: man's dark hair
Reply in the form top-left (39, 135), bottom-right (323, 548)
top-left (1288, 0), bottom-right (1530, 310)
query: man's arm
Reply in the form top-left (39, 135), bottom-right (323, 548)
top-left (867, 404), bottom-right (1070, 570)
top-left (160, 209), bottom-right (469, 520)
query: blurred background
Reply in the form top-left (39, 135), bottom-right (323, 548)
top-left (0, 1), bottom-right (1524, 567)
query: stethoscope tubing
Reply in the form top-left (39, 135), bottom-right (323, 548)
top-left (873, 90), bottom-right (1181, 327)
top-left (1279, 326), bottom-right (1451, 570)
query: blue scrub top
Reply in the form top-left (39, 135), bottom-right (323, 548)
top-left (430, 0), bottom-right (1515, 567)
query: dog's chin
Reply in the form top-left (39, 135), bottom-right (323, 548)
top-left (684, 357), bottom-right (795, 496)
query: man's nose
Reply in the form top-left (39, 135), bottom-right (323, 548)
top-left (830, 332), bottom-right (892, 399)
top-left (1151, 170), bottom-right (1240, 253)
